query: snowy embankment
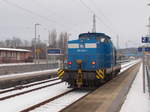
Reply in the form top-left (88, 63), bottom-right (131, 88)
top-left (0, 68), bottom-right (59, 80)
top-left (120, 59), bottom-right (140, 72)
top-left (0, 63), bottom-right (34, 67)
top-left (120, 63), bottom-right (150, 112)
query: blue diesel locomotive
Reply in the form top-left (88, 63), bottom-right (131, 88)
top-left (58, 32), bottom-right (121, 88)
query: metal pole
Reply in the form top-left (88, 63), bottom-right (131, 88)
top-left (148, 17), bottom-right (150, 36)
top-left (34, 23), bottom-right (40, 64)
top-left (92, 14), bottom-right (96, 33)
top-left (34, 24), bottom-right (37, 64)
top-left (46, 44), bottom-right (48, 66)
top-left (143, 46), bottom-right (145, 93)
top-left (116, 35), bottom-right (119, 49)
top-left (37, 35), bottom-right (40, 64)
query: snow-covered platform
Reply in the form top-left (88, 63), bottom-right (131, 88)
top-left (120, 63), bottom-right (150, 112)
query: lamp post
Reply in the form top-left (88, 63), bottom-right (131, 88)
top-left (44, 40), bottom-right (49, 65)
top-left (34, 23), bottom-right (40, 64)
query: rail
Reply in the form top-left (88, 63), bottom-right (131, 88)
top-left (146, 65), bottom-right (150, 97)
top-left (0, 81), bottom-right (62, 101)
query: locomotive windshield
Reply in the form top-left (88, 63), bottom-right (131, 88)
top-left (79, 36), bottom-right (90, 39)
top-left (79, 33), bottom-right (111, 43)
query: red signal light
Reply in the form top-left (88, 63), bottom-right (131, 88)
top-left (68, 61), bottom-right (72, 64)
top-left (91, 61), bottom-right (96, 65)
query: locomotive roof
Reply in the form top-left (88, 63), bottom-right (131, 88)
top-left (79, 33), bottom-right (111, 39)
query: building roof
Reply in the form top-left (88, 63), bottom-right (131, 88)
top-left (0, 48), bottom-right (31, 52)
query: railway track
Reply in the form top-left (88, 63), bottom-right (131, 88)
top-left (29, 90), bottom-right (91, 112)
top-left (0, 61), bottom-right (140, 112)
top-left (20, 89), bottom-right (75, 112)
top-left (21, 61), bottom-right (140, 112)
top-left (0, 79), bottom-right (62, 101)
top-left (0, 77), bottom-right (59, 94)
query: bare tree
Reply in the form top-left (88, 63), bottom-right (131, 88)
top-left (5, 39), bottom-right (12, 47)
top-left (23, 40), bottom-right (30, 47)
top-left (49, 29), bottom-right (57, 48)
top-left (12, 37), bottom-right (22, 48)
top-left (0, 41), bottom-right (5, 47)
top-left (57, 32), bottom-right (64, 49)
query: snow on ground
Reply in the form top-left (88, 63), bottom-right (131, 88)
top-left (0, 82), bottom-right (71, 112)
top-left (0, 68), bottom-right (59, 79)
top-left (0, 77), bottom-right (58, 92)
top-left (120, 59), bottom-right (140, 73)
top-left (0, 62), bottom-right (59, 67)
top-left (0, 79), bottom-right (61, 98)
top-left (120, 63), bottom-right (150, 112)
top-left (121, 59), bottom-right (140, 69)
top-left (0, 63), bottom-right (34, 67)
top-left (31, 90), bottom-right (89, 112)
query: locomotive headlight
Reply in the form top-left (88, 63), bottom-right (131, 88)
top-left (91, 61), bottom-right (96, 69)
top-left (67, 61), bottom-right (72, 68)
top-left (68, 61), bottom-right (72, 65)
top-left (91, 61), bottom-right (96, 65)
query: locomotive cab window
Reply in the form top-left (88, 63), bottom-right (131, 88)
top-left (104, 38), bottom-right (110, 42)
top-left (97, 37), bottom-right (105, 43)
top-left (79, 36), bottom-right (89, 39)
top-left (79, 44), bottom-right (85, 48)
top-left (96, 37), bottom-right (105, 42)
top-left (101, 38), bottom-right (105, 42)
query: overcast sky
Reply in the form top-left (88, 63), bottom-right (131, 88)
top-left (0, 0), bottom-right (149, 48)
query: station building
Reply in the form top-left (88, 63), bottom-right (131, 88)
top-left (0, 48), bottom-right (32, 63)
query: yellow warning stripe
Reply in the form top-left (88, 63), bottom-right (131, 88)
top-left (98, 69), bottom-right (104, 76)
top-left (96, 74), bottom-right (104, 79)
top-left (96, 70), bottom-right (104, 79)
top-left (57, 69), bottom-right (63, 75)
top-left (99, 74), bottom-right (104, 79)
top-left (58, 71), bottom-right (64, 78)
top-left (96, 75), bottom-right (100, 79)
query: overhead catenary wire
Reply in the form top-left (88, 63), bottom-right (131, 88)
top-left (87, 0), bottom-right (115, 28)
top-left (32, 0), bottom-right (69, 24)
top-left (78, 0), bottom-right (118, 35)
top-left (31, 0), bottom-right (80, 33)
top-left (88, 0), bottom-right (118, 35)
top-left (1, 0), bottom-right (78, 32)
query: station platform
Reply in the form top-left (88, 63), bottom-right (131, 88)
top-left (120, 64), bottom-right (150, 112)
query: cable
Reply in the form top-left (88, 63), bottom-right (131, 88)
top-left (78, 0), bottom-right (118, 35)
top-left (87, 0), bottom-right (114, 27)
top-left (89, 0), bottom-right (118, 35)
top-left (32, 0), bottom-right (65, 21)
top-left (32, 0), bottom-right (80, 33)
top-left (79, 0), bottom-right (94, 13)
top-left (2, 0), bottom-right (77, 32)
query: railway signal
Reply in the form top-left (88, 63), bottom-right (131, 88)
top-left (138, 47), bottom-right (150, 52)
top-left (141, 36), bottom-right (150, 43)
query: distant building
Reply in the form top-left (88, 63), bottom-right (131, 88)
top-left (0, 48), bottom-right (32, 63)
